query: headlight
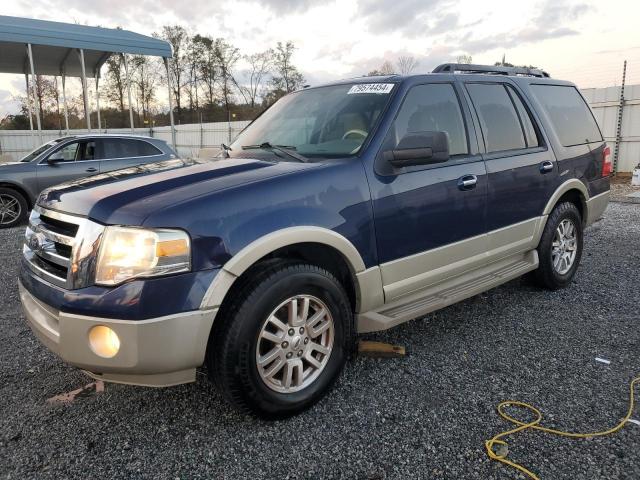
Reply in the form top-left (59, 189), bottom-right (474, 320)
top-left (95, 226), bottom-right (191, 286)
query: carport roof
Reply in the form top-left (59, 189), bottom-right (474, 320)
top-left (0, 15), bottom-right (172, 77)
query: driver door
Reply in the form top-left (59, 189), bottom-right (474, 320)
top-left (367, 82), bottom-right (488, 301)
top-left (37, 139), bottom-right (100, 191)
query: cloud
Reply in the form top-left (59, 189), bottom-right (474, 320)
top-left (251, 0), bottom-right (318, 14)
top-left (0, 89), bottom-right (21, 117)
top-left (356, 0), bottom-right (460, 37)
top-left (450, 0), bottom-right (592, 57)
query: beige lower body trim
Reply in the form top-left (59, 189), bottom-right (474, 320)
top-left (585, 190), bottom-right (610, 226)
top-left (358, 250), bottom-right (539, 333)
top-left (355, 266), bottom-right (384, 312)
top-left (380, 217), bottom-right (545, 302)
top-left (19, 281), bottom-right (217, 387)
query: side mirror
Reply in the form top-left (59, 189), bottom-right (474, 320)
top-left (383, 131), bottom-right (449, 168)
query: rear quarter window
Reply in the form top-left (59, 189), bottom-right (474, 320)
top-left (530, 85), bottom-right (602, 147)
top-left (102, 139), bottom-right (162, 159)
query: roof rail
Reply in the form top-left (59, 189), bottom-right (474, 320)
top-left (432, 63), bottom-right (550, 78)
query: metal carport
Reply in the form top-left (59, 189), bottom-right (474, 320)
top-left (0, 15), bottom-right (176, 149)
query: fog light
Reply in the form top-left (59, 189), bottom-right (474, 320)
top-left (89, 326), bottom-right (120, 358)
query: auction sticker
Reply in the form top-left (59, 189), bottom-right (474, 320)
top-left (347, 83), bottom-right (394, 94)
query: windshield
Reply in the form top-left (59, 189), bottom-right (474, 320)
top-left (20, 138), bottom-right (70, 162)
top-left (230, 82), bottom-right (396, 159)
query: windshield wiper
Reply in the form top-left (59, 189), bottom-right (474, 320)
top-left (241, 142), bottom-right (308, 163)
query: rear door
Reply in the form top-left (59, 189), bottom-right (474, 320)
top-left (98, 138), bottom-right (165, 173)
top-left (37, 139), bottom-right (100, 191)
top-left (464, 81), bottom-right (556, 258)
top-left (528, 84), bottom-right (606, 196)
top-left (368, 82), bottom-right (488, 301)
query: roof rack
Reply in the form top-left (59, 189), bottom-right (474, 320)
top-left (432, 63), bottom-right (550, 78)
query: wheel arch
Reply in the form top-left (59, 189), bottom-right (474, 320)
top-left (0, 182), bottom-right (33, 209)
top-left (542, 179), bottom-right (589, 224)
top-left (200, 227), bottom-right (382, 316)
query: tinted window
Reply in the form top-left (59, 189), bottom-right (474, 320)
top-left (467, 83), bottom-right (525, 152)
top-left (392, 83), bottom-right (468, 157)
top-left (530, 85), bottom-right (602, 147)
top-left (78, 141), bottom-right (97, 161)
top-left (506, 85), bottom-right (540, 148)
top-left (101, 139), bottom-right (162, 159)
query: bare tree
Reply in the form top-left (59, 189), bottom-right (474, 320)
top-left (456, 54), bottom-right (473, 64)
top-left (155, 25), bottom-right (189, 120)
top-left (192, 35), bottom-right (218, 108)
top-left (239, 50), bottom-right (273, 108)
top-left (130, 55), bottom-right (158, 125)
top-left (270, 41), bottom-right (304, 95)
top-left (367, 60), bottom-right (396, 76)
top-left (185, 35), bottom-right (204, 113)
top-left (214, 38), bottom-right (240, 113)
top-left (396, 56), bottom-right (418, 75)
top-left (104, 55), bottom-right (126, 112)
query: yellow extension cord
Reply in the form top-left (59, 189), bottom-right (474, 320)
top-left (485, 376), bottom-right (640, 479)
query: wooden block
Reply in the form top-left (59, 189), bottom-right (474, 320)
top-left (358, 340), bottom-right (406, 358)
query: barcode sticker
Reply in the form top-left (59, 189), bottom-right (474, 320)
top-left (347, 83), bottom-right (394, 95)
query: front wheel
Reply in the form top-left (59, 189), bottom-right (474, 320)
top-left (0, 188), bottom-right (28, 228)
top-left (208, 262), bottom-right (354, 418)
top-left (534, 201), bottom-right (583, 290)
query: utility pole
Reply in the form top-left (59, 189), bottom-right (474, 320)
top-left (613, 60), bottom-right (627, 174)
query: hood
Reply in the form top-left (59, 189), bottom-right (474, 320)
top-left (0, 161), bottom-right (30, 170)
top-left (37, 157), bottom-right (317, 225)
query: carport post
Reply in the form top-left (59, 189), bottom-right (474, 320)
top-left (78, 49), bottom-right (91, 131)
top-left (95, 75), bottom-right (102, 131)
top-left (122, 54), bottom-right (135, 133)
top-left (164, 57), bottom-right (177, 151)
top-left (27, 43), bottom-right (43, 144)
top-left (61, 72), bottom-right (69, 134)
top-left (24, 73), bottom-right (35, 144)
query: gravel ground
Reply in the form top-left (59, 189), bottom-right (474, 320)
top-left (1, 202), bottom-right (639, 479)
top-left (610, 182), bottom-right (640, 203)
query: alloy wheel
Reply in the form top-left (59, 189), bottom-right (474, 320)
top-left (0, 194), bottom-right (21, 225)
top-left (552, 218), bottom-right (577, 275)
top-left (256, 294), bottom-right (335, 393)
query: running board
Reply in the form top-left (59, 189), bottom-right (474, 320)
top-left (357, 250), bottom-right (538, 333)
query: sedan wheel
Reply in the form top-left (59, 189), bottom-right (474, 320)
top-left (0, 189), bottom-right (28, 228)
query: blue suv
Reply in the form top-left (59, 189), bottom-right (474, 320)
top-left (19, 64), bottom-right (610, 417)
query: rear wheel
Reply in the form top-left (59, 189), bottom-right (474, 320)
top-left (208, 262), bottom-right (354, 418)
top-left (0, 188), bottom-right (28, 228)
top-left (534, 202), bottom-right (583, 290)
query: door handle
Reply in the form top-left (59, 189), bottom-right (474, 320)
top-left (540, 161), bottom-right (554, 173)
top-left (85, 167), bottom-right (98, 173)
top-left (457, 174), bottom-right (477, 191)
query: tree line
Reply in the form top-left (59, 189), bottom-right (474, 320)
top-left (0, 26), bottom-right (305, 130)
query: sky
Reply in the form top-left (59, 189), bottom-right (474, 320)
top-left (1, 0), bottom-right (639, 116)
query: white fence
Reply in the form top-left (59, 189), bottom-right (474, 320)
top-left (2, 84), bottom-right (640, 172)
top-left (0, 120), bottom-right (251, 160)
top-left (582, 84), bottom-right (640, 173)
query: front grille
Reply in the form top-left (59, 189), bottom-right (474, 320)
top-left (39, 213), bottom-right (79, 238)
top-left (23, 207), bottom-right (106, 289)
top-left (24, 207), bottom-right (81, 287)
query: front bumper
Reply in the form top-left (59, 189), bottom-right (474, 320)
top-left (19, 280), bottom-right (217, 387)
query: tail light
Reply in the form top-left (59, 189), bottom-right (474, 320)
top-left (602, 145), bottom-right (612, 177)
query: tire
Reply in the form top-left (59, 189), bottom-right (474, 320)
top-left (208, 261), bottom-right (355, 418)
top-left (0, 188), bottom-right (28, 229)
top-left (534, 201), bottom-right (583, 290)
